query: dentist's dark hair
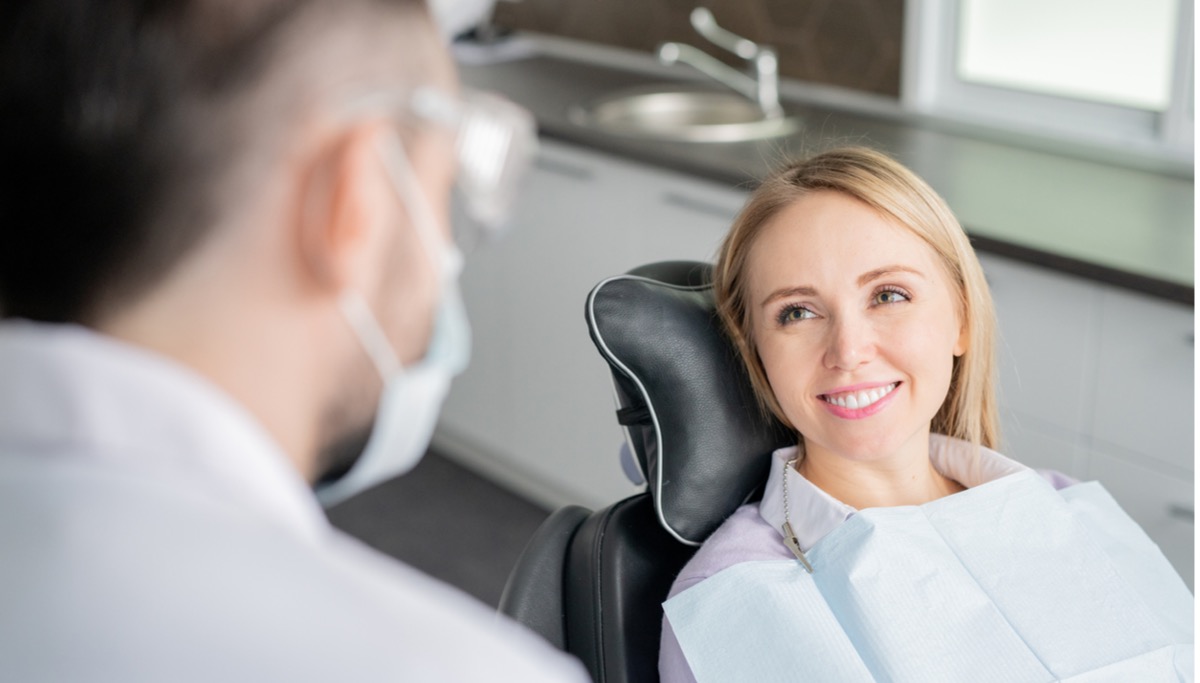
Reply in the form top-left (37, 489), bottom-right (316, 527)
top-left (0, 0), bottom-right (428, 324)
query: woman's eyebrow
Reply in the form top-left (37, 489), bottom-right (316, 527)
top-left (760, 266), bottom-right (926, 308)
top-left (761, 285), bottom-right (817, 308)
top-left (857, 265), bottom-right (925, 287)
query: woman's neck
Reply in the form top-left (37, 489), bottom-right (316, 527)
top-left (797, 435), bottom-right (964, 510)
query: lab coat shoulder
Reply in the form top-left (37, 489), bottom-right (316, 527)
top-left (0, 453), bottom-right (586, 683)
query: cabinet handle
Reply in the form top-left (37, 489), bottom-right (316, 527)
top-left (1186, 332), bottom-right (1193, 347)
top-left (661, 191), bottom-right (740, 222)
top-left (534, 156), bottom-right (595, 182)
top-left (1167, 504), bottom-right (1194, 522)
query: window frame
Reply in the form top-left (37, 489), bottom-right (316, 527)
top-left (901, 0), bottom-right (1194, 163)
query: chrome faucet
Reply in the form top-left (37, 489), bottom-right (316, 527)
top-left (657, 8), bottom-right (783, 119)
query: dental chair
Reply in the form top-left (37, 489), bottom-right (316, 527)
top-left (498, 261), bottom-right (793, 683)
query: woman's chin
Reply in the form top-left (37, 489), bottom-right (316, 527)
top-left (800, 430), bottom-right (926, 465)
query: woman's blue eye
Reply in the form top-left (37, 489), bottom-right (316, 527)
top-left (874, 289), bottom-right (910, 305)
top-left (777, 305), bottom-right (814, 325)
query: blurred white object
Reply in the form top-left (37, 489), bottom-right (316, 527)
top-left (429, 0), bottom-right (497, 40)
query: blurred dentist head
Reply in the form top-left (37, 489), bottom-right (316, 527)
top-left (0, 0), bottom-right (534, 494)
top-left (714, 147), bottom-right (999, 453)
top-left (315, 91), bottom-right (535, 504)
top-left (1, 0), bottom-right (443, 324)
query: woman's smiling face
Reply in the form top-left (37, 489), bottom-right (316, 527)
top-left (748, 190), bottom-right (967, 464)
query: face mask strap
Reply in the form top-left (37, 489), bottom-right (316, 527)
top-left (338, 291), bottom-right (401, 380)
top-left (338, 132), bottom-right (466, 383)
top-left (377, 133), bottom-right (449, 264)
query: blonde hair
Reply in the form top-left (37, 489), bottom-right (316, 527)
top-left (714, 147), bottom-right (1000, 450)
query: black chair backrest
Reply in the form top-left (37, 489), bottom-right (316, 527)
top-left (586, 261), bottom-right (793, 546)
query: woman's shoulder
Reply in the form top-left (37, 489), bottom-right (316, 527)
top-left (930, 434), bottom-right (1079, 490)
top-left (666, 503), bottom-right (793, 600)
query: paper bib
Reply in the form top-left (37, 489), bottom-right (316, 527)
top-left (664, 471), bottom-right (1193, 683)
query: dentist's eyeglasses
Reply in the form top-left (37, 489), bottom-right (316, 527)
top-left (345, 86), bottom-right (539, 250)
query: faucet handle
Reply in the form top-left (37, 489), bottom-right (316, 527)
top-left (689, 8), bottom-right (765, 60)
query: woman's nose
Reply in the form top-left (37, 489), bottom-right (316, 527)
top-left (822, 315), bottom-right (876, 371)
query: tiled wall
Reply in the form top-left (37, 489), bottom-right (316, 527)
top-left (491, 0), bottom-right (905, 97)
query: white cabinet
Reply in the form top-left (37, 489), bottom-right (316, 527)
top-left (1089, 451), bottom-right (1194, 587)
top-left (979, 252), bottom-right (1193, 587)
top-left (997, 417), bottom-right (1080, 482)
top-left (1085, 286), bottom-right (1194, 588)
top-left (1088, 287), bottom-right (1194, 471)
top-left (436, 140), bottom-right (746, 510)
top-left (980, 253), bottom-right (1100, 443)
top-left (980, 253), bottom-right (1100, 477)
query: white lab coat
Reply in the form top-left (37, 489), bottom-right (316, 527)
top-left (0, 321), bottom-right (586, 682)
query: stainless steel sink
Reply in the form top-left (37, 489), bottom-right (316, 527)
top-left (568, 86), bottom-right (801, 143)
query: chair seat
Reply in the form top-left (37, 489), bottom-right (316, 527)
top-left (499, 505), bottom-right (591, 651)
top-left (500, 494), bottom-right (697, 682)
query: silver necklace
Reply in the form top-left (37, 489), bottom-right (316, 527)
top-left (781, 455), bottom-right (815, 573)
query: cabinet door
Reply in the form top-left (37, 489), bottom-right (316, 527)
top-left (1089, 451), bottom-right (1194, 589)
top-left (637, 173), bottom-right (746, 265)
top-left (440, 141), bottom-right (748, 509)
top-left (499, 143), bottom-right (647, 509)
top-left (1088, 286), bottom-right (1194, 472)
top-left (978, 253), bottom-right (1100, 474)
top-left (999, 414), bottom-right (1083, 479)
top-left (438, 203), bottom-right (517, 460)
top-left (440, 141), bottom-right (638, 508)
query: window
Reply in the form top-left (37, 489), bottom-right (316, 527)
top-left (903, 0), bottom-right (1193, 161)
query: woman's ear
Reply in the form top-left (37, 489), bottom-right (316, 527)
top-left (295, 120), bottom-right (393, 296)
top-left (953, 319), bottom-right (969, 357)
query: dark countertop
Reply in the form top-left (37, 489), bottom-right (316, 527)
top-left (459, 37), bottom-right (1194, 304)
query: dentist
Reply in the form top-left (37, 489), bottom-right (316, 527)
top-left (0, 0), bottom-right (584, 680)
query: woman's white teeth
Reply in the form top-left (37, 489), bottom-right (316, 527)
top-left (824, 383), bottom-right (897, 409)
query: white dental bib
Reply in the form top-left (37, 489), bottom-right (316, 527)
top-left (664, 470), bottom-right (1193, 682)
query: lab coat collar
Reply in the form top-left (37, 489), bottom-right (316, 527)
top-left (0, 320), bottom-right (329, 542)
top-left (758, 433), bottom-right (1029, 551)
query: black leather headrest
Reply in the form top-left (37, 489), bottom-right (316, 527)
top-left (585, 261), bottom-right (793, 546)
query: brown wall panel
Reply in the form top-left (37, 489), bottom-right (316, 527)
top-left (492, 0), bottom-right (905, 97)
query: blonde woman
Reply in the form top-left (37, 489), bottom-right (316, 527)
top-left (658, 148), bottom-right (1191, 683)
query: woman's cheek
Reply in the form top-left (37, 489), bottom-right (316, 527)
top-left (761, 344), bottom-right (814, 427)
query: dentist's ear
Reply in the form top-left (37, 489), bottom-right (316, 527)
top-left (296, 120), bottom-right (395, 298)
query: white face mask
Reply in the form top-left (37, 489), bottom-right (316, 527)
top-left (315, 136), bottom-right (470, 508)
